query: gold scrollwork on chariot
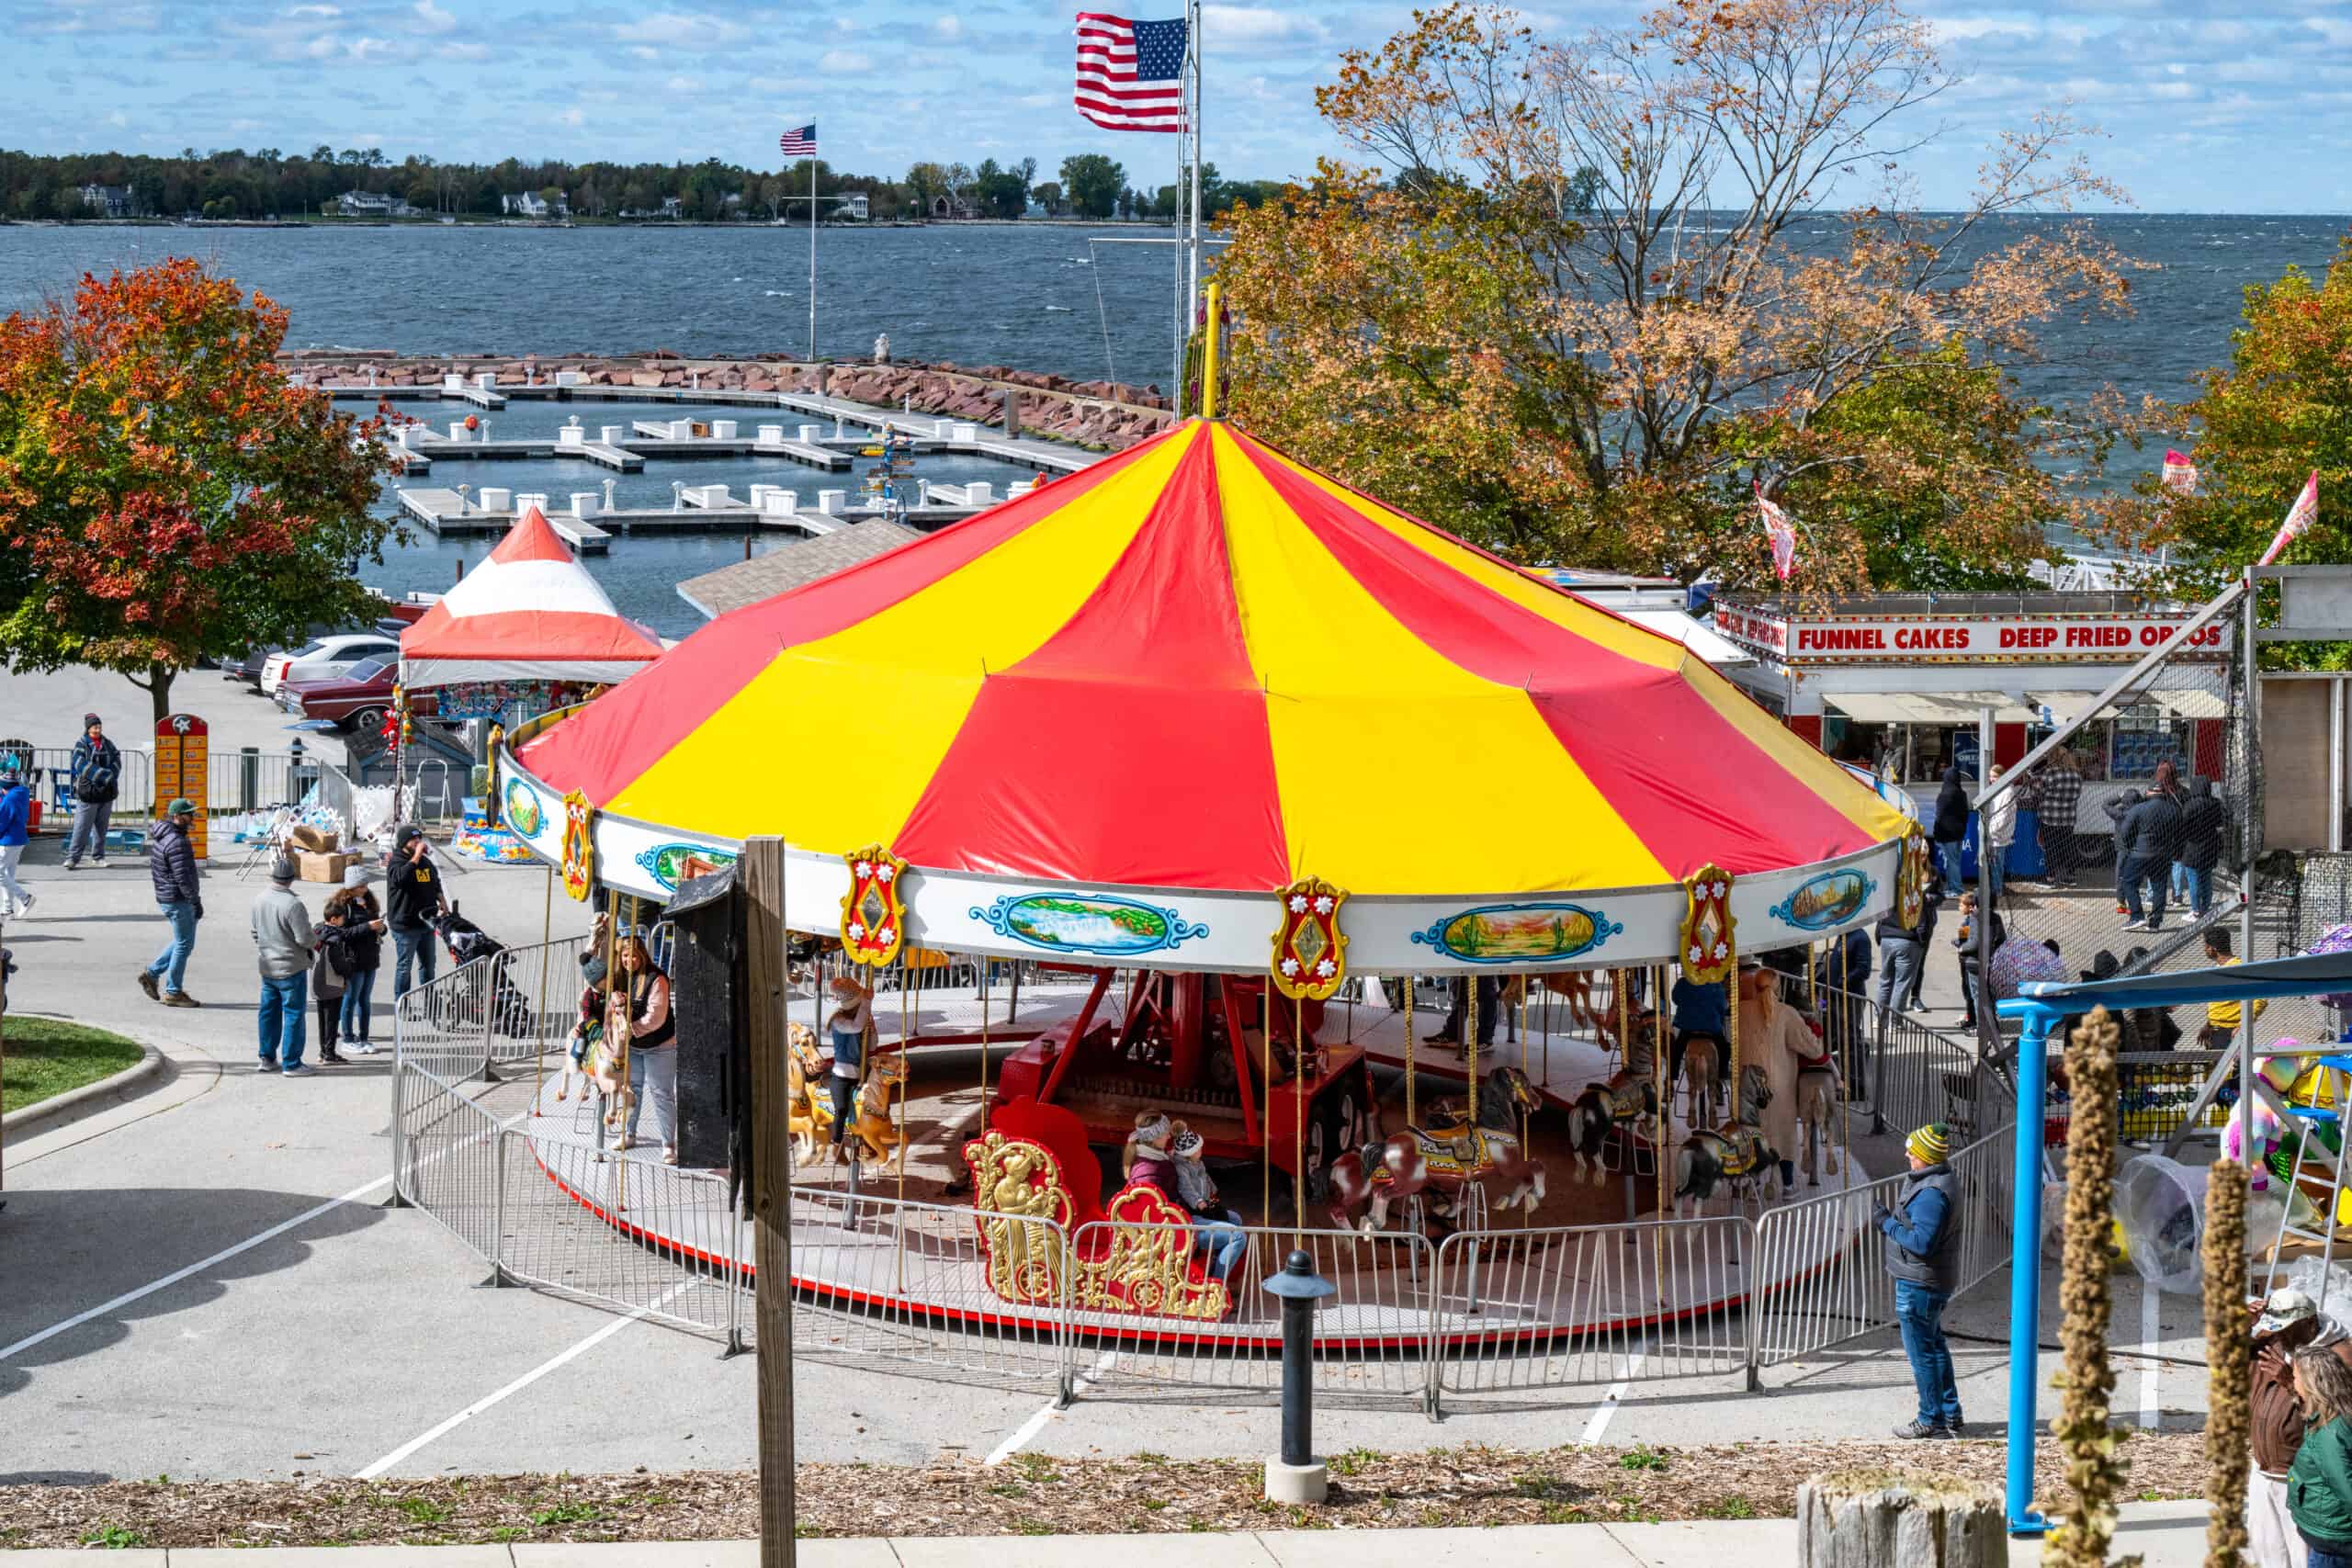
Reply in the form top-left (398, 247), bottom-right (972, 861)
top-left (964, 1132), bottom-right (1230, 1321)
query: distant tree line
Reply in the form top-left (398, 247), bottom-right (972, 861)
top-left (0, 146), bottom-right (1277, 223)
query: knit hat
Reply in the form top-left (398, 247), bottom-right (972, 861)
top-left (1905, 1122), bottom-right (1951, 1165)
top-left (1170, 1128), bottom-right (1205, 1158)
top-left (343, 865), bottom-right (370, 889)
top-left (269, 857), bottom-right (297, 885)
top-left (83, 712), bottom-right (102, 728)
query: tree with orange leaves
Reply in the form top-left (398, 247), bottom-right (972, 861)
top-left (0, 258), bottom-right (393, 724)
top-left (1217, 0), bottom-right (2139, 591)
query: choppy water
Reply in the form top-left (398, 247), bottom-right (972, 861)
top-left (2, 215), bottom-right (2346, 633)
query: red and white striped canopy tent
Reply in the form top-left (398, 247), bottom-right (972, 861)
top-left (398, 505), bottom-right (664, 690)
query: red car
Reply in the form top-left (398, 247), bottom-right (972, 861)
top-left (277, 658), bottom-right (435, 731)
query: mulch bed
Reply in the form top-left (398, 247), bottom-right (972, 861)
top-left (0, 1435), bottom-right (2207, 1550)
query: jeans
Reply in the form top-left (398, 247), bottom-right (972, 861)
top-left (1442, 976), bottom-right (1499, 1045)
top-left (0, 841), bottom-right (28, 910)
top-left (1875, 938), bottom-right (1923, 1018)
top-left (625, 1045), bottom-right (678, 1145)
top-left (2120, 854), bottom-right (2168, 925)
top-left (830, 1072), bottom-right (857, 1145)
top-left (257, 972), bottom-right (308, 1067)
top-left (392, 925), bottom-right (436, 996)
top-left (1982, 846), bottom-right (2006, 908)
top-left (1193, 1215), bottom-right (1248, 1282)
top-left (1934, 840), bottom-right (1963, 896)
top-left (66, 799), bottom-right (111, 864)
top-left (144, 898), bottom-right (198, 995)
top-left (317, 993), bottom-right (345, 1051)
top-left (1894, 1280), bottom-right (1962, 1427)
top-left (339, 966), bottom-right (377, 1040)
top-left (2177, 863), bottom-right (2211, 919)
top-left (2309, 1542), bottom-right (2352, 1568)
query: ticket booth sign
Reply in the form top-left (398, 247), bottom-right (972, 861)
top-left (154, 713), bottom-right (209, 861)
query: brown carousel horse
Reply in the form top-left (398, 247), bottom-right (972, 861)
top-left (1673, 1064), bottom-right (1779, 1216)
top-left (1326, 1066), bottom-right (1546, 1237)
top-left (1532, 970), bottom-right (1606, 1035)
top-left (1565, 1007), bottom-right (1661, 1183)
top-left (1793, 1035), bottom-right (1843, 1185)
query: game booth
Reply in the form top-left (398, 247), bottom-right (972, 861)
top-left (486, 412), bottom-right (1926, 1350)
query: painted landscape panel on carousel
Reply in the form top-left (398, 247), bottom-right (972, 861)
top-left (971, 893), bottom-right (1206, 956)
top-left (1416, 904), bottom-right (1619, 963)
top-left (1770, 869), bottom-right (1874, 931)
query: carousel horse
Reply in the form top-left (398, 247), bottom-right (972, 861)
top-left (1673, 1065), bottom-right (1779, 1217)
top-left (1793, 1038), bottom-right (1842, 1185)
top-left (1679, 1032), bottom-right (1724, 1135)
top-left (1565, 1011), bottom-right (1660, 1184)
top-left (786, 1022), bottom-right (825, 1164)
top-left (1424, 1065), bottom-right (1544, 1138)
top-left (1326, 1068), bottom-right (1547, 1237)
top-left (1533, 970), bottom-right (1605, 1035)
top-left (788, 1026), bottom-right (909, 1165)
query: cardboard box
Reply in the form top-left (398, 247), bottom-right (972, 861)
top-left (288, 825), bottom-right (340, 854)
top-left (296, 850), bottom-right (359, 884)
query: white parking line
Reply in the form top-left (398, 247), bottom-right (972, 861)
top-left (986, 1351), bottom-right (1118, 1466)
top-left (356, 1281), bottom-right (692, 1479)
top-left (1580, 1351), bottom-right (1646, 1445)
top-left (0, 1172), bottom-right (391, 1365)
top-left (2139, 1287), bottom-right (2162, 1428)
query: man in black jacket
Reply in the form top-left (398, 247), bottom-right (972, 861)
top-left (1929, 766), bottom-right (1970, 901)
top-left (385, 827), bottom-right (447, 997)
top-left (65, 714), bottom-right (122, 871)
top-left (2175, 777), bottom-right (2228, 919)
top-left (2119, 785), bottom-right (2186, 933)
top-left (135, 798), bottom-right (202, 1007)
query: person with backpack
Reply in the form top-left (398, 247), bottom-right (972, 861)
top-left (64, 714), bottom-right (121, 871)
top-left (136, 797), bottom-right (202, 1007)
top-left (321, 876), bottom-right (386, 1053)
top-left (0, 762), bottom-right (32, 917)
top-left (311, 903), bottom-right (350, 1065)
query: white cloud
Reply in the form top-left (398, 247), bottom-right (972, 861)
top-left (561, 107), bottom-right (585, 126)
top-left (665, 73), bottom-right (697, 92)
top-left (287, 3), bottom-right (339, 16)
top-left (932, 15), bottom-right (962, 40)
top-left (611, 10), bottom-right (746, 51)
top-left (1203, 5), bottom-right (1328, 45)
top-left (748, 74), bottom-right (797, 92)
top-left (820, 48), bottom-right (872, 72)
top-left (629, 45), bottom-right (657, 60)
top-left (411, 0), bottom-right (456, 33)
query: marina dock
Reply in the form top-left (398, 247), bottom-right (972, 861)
top-left (396, 487), bottom-right (977, 547)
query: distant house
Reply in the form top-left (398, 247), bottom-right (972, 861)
top-left (839, 191), bottom-right (870, 220)
top-left (77, 183), bottom-right (135, 218)
top-left (929, 193), bottom-right (974, 220)
top-left (503, 191), bottom-right (567, 219)
top-left (335, 190), bottom-right (411, 218)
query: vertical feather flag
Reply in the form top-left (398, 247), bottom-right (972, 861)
top-left (2161, 449), bottom-right (2198, 493)
top-left (2259, 470), bottom-right (2320, 567)
top-left (1755, 481), bottom-right (1797, 582)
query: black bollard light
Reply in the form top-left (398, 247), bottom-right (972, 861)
top-left (1262, 1248), bottom-right (1336, 1504)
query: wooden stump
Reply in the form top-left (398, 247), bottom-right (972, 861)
top-left (1797, 1471), bottom-right (2005, 1567)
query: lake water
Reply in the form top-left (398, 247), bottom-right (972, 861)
top-left (2, 216), bottom-right (2346, 632)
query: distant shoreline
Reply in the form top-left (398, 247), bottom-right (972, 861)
top-left (0, 216), bottom-right (1183, 231)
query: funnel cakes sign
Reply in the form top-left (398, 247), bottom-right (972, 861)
top-left (1714, 601), bottom-right (2230, 665)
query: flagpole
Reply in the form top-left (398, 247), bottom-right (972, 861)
top-left (808, 150), bottom-right (818, 362)
top-left (1187, 0), bottom-right (1202, 341)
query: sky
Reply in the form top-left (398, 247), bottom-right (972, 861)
top-left (6, 0), bottom-right (2352, 211)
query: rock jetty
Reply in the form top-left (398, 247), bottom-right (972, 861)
top-left (277, 349), bottom-right (1175, 452)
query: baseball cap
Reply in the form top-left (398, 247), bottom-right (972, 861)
top-left (2257, 1286), bottom-right (2319, 1337)
top-left (167, 796), bottom-right (196, 818)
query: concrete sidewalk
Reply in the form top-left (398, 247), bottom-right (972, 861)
top-left (0, 1505), bottom-right (2214, 1565)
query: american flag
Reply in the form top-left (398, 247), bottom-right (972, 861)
top-left (1755, 481), bottom-right (1798, 581)
top-left (779, 124), bottom-right (818, 157)
top-left (1075, 13), bottom-right (1186, 132)
top-left (2161, 449), bottom-right (2198, 493)
top-left (2260, 469), bottom-right (2321, 567)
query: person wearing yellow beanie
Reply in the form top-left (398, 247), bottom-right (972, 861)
top-left (1878, 1122), bottom-right (1962, 1438)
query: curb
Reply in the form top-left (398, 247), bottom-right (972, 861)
top-left (1, 1039), bottom-right (168, 1140)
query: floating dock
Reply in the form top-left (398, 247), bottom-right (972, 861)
top-left (395, 489), bottom-right (975, 546)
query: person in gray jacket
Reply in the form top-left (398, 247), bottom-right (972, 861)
top-left (251, 858), bottom-right (321, 1076)
top-left (1879, 1122), bottom-right (1963, 1438)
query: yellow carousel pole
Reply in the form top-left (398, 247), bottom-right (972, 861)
top-left (896, 957), bottom-right (910, 1292)
top-left (614, 891), bottom-right (632, 1213)
top-left (1614, 969), bottom-right (1630, 1224)
top-left (1403, 977), bottom-right (1416, 1128)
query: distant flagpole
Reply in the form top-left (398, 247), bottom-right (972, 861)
top-left (781, 124), bottom-right (820, 360)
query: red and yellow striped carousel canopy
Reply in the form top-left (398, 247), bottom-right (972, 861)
top-left (517, 419), bottom-right (1909, 897)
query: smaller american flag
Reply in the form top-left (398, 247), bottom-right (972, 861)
top-left (1755, 481), bottom-right (1798, 582)
top-left (779, 124), bottom-right (818, 157)
top-left (2161, 449), bottom-right (2198, 493)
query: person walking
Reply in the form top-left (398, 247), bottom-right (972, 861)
top-left (1953, 890), bottom-right (2007, 1029)
top-left (1930, 765), bottom-right (1971, 898)
top-left (2118, 782), bottom-right (2187, 933)
top-left (63, 714), bottom-right (121, 871)
top-left (1879, 1122), bottom-right (1963, 1438)
top-left (2036, 750), bottom-right (2085, 888)
top-left (322, 874), bottom-right (387, 1052)
top-left (1980, 763), bottom-right (2018, 908)
top-left (251, 857), bottom-right (319, 1075)
top-left (1427, 975), bottom-right (1500, 1056)
top-left (136, 798), bottom-right (203, 1007)
top-left (2250, 1288), bottom-right (2352, 1568)
top-left (0, 762), bottom-right (32, 917)
top-left (2290, 1348), bottom-right (2352, 1568)
top-left (385, 827), bottom-right (447, 997)
top-left (617, 932), bottom-right (677, 1162)
top-left (2177, 776), bottom-right (2229, 919)
top-left (1874, 892), bottom-right (1930, 1021)
top-left (2201, 928), bottom-right (2267, 1052)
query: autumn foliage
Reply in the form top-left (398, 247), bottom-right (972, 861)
top-left (1218, 0), bottom-right (2141, 591)
top-left (0, 258), bottom-right (392, 720)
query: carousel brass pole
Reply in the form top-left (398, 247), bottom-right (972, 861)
top-left (1614, 969), bottom-right (1630, 1224)
top-left (613, 890), bottom-right (631, 1213)
top-left (1840, 958), bottom-right (1853, 1193)
top-left (531, 862), bottom-right (554, 1117)
top-left (1261, 982), bottom-right (1273, 1264)
top-left (1724, 942), bottom-right (1741, 1134)
top-left (978, 956), bottom-right (991, 1116)
top-left (1652, 964), bottom-right (1668, 1290)
top-left (1294, 992), bottom-right (1306, 1248)
top-left (896, 957), bottom-right (910, 1292)
top-left (1403, 977), bottom-right (1415, 1128)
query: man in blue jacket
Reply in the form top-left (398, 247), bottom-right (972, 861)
top-left (137, 798), bottom-right (203, 1007)
top-left (0, 762), bottom-right (31, 917)
top-left (1879, 1122), bottom-right (1963, 1438)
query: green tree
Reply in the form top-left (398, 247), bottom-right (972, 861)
top-left (1059, 153), bottom-right (1125, 219)
top-left (1031, 180), bottom-right (1063, 215)
top-left (0, 260), bottom-right (394, 725)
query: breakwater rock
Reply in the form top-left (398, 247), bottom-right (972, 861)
top-left (277, 349), bottom-right (1175, 451)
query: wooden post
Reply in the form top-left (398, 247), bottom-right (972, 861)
top-left (1795, 1472), bottom-right (2003, 1566)
top-left (741, 837), bottom-right (797, 1568)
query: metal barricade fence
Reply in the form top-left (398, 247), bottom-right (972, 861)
top-left (1433, 1215), bottom-right (1750, 1398)
top-left (16, 745), bottom-right (153, 819)
top-left (391, 1056), bottom-right (507, 1260)
top-left (1749, 1113), bottom-right (2014, 1370)
top-left (393, 936), bottom-right (586, 1079)
top-left (1070, 1222), bottom-right (1436, 1408)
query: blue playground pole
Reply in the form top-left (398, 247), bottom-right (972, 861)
top-left (2004, 1003), bottom-right (2056, 1535)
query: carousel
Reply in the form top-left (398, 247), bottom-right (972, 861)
top-left (488, 332), bottom-right (1927, 1348)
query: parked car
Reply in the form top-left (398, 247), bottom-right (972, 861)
top-left (260, 633), bottom-right (399, 697)
top-left (221, 645), bottom-right (282, 683)
top-left (277, 658), bottom-right (436, 731)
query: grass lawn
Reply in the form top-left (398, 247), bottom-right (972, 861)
top-left (1, 1017), bottom-right (144, 1114)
